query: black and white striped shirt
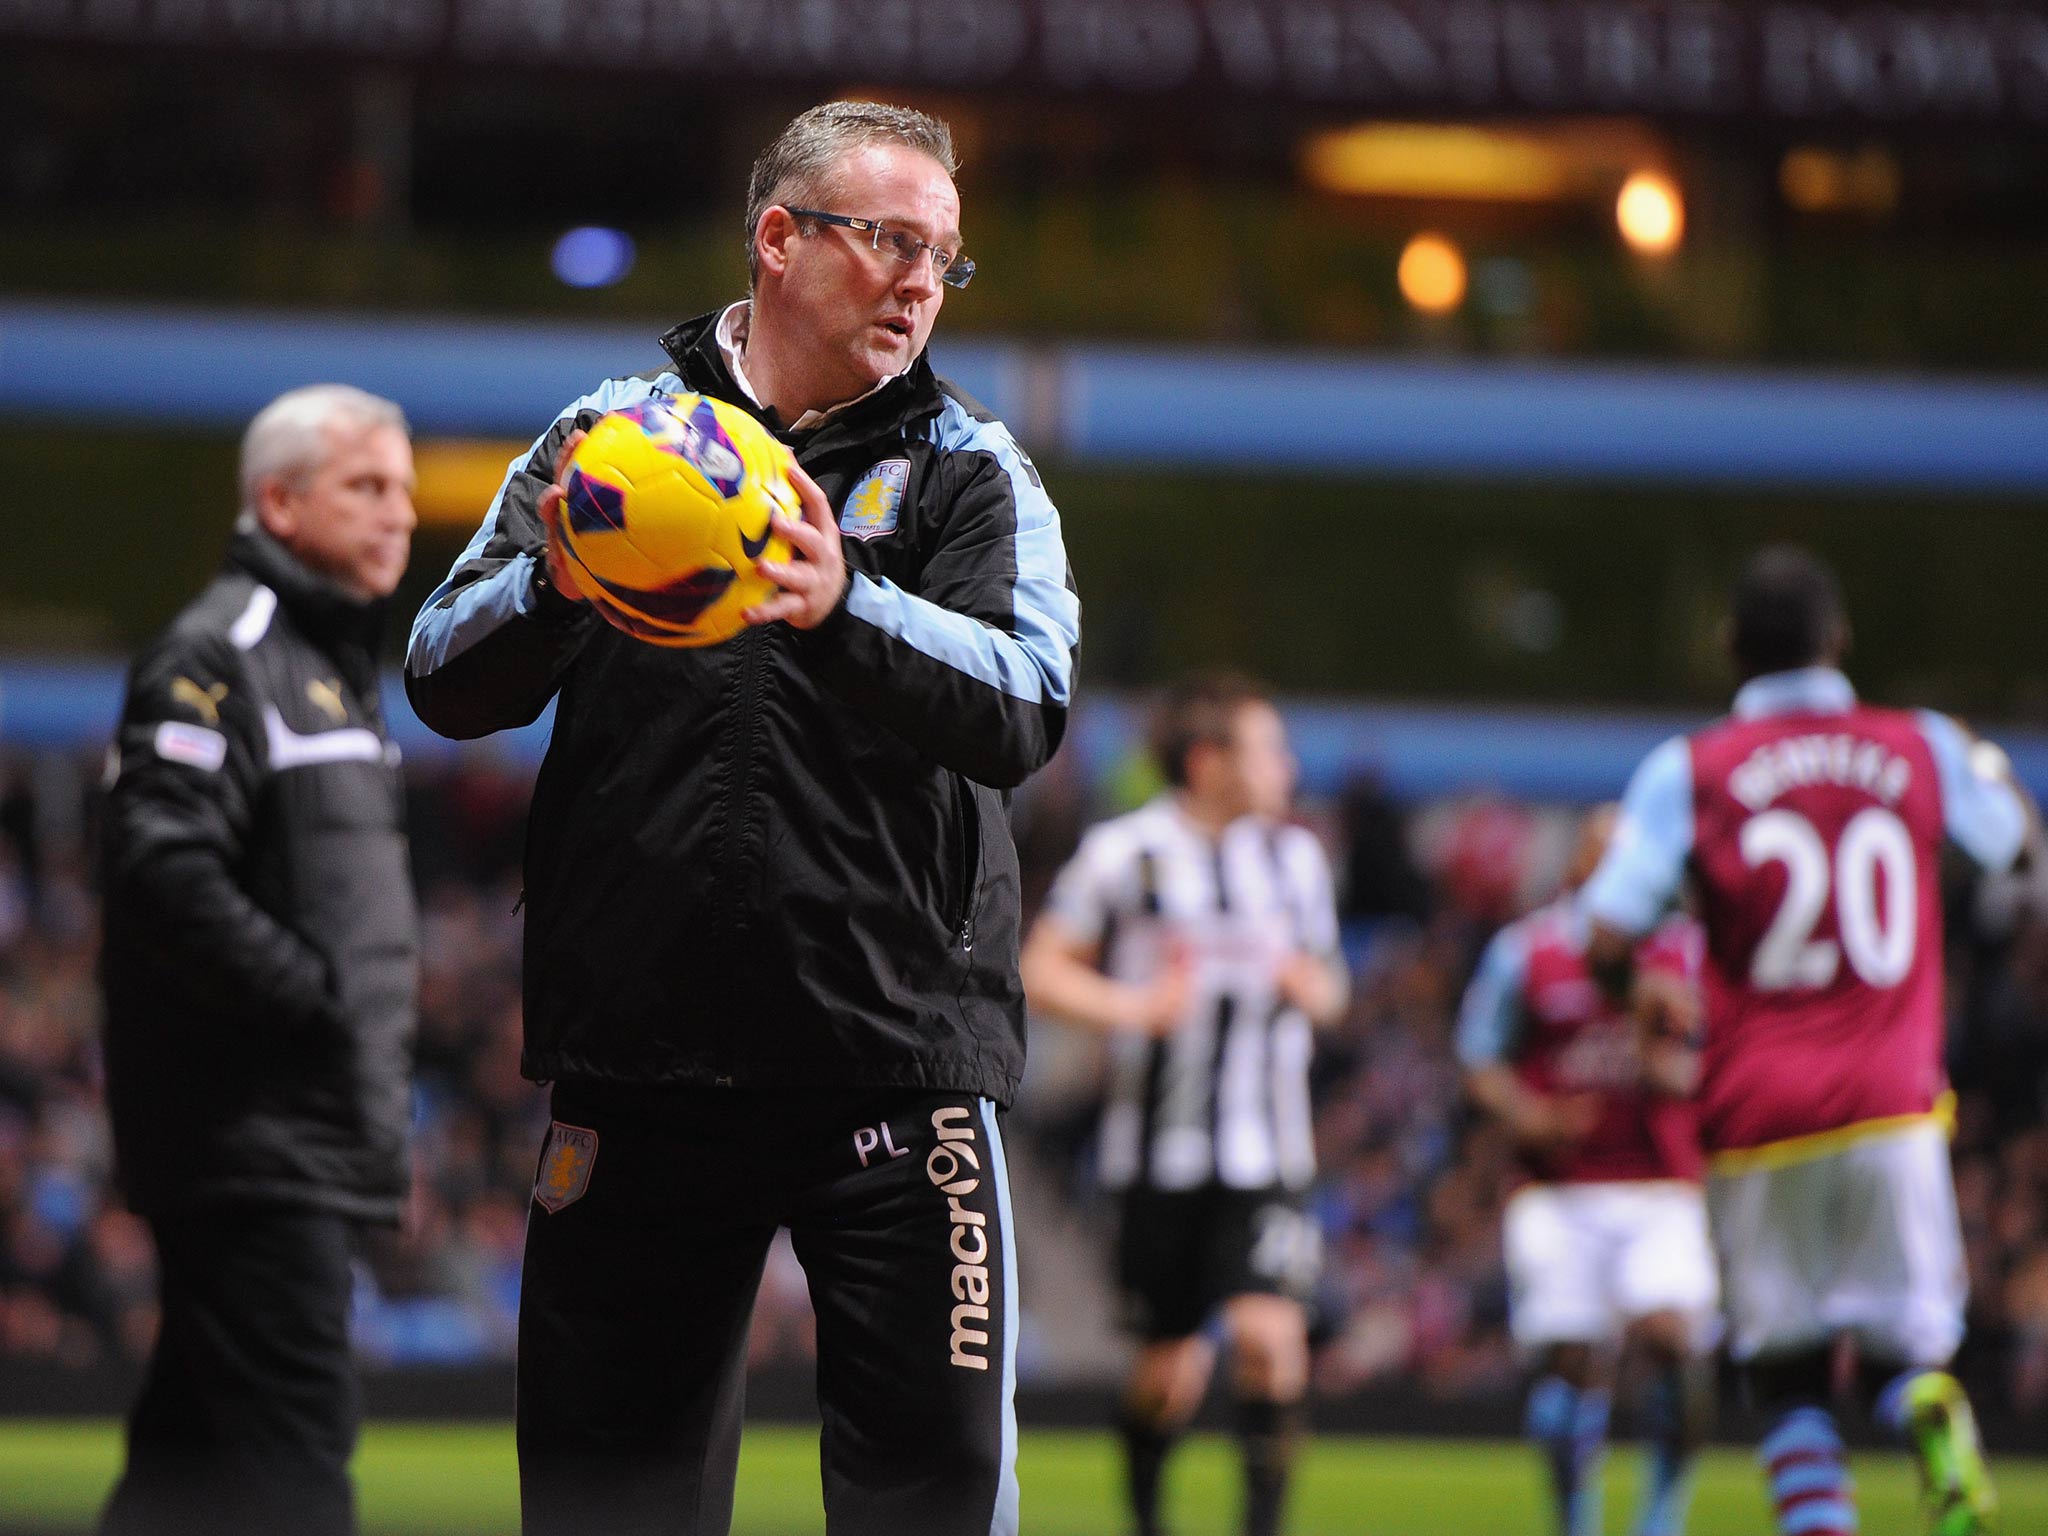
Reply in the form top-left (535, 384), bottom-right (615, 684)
top-left (1045, 795), bottom-right (1341, 1193)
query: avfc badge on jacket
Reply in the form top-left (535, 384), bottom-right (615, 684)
top-left (839, 459), bottom-right (909, 542)
top-left (533, 1122), bottom-right (598, 1213)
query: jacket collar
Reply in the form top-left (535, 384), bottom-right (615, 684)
top-left (657, 307), bottom-right (944, 456)
top-left (225, 524), bottom-right (386, 682)
top-left (710, 301), bottom-right (898, 431)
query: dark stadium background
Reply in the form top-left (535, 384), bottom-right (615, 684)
top-left (3, 3), bottom-right (2047, 1529)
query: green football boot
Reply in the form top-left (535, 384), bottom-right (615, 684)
top-left (1900, 1371), bottom-right (1997, 1536)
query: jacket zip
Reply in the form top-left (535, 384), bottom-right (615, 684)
top-left (710, 624), bottom-right (769, 1081)
top-left (953, 774), bottom-right (980, 951)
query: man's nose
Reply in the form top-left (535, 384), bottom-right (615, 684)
top-left (897, 249), bottom-right (940, 300)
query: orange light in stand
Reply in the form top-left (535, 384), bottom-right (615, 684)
top-left (411, 439), bottom-right (529, 526)
top-left (1780, 146), bottom-right (1900, 216)
top-left (1398, 233), bottom-right (1468, 316)
top-left (1302, 123), bottom-right (1571, 201)
top-left (1616, 171), bottom-right (1684, 254)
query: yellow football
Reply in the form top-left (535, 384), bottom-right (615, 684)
top-left (557, 393), bottom-right (796, 648)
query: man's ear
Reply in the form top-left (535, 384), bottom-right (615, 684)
top-left (756, 207), bottom-right (799, 283)
top-left (254, 476), bottom-right (297, 542)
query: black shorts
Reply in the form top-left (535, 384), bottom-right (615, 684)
top-left (518, 1081), bottom-right (1019, 1536)
top-left (1115, 1184), bottom-right (1322, 1342)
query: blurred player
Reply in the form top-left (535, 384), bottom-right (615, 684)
top-left (1583, 547), bottom-right (2039, 1536)
top-left (1021, 673), bottom-right (1348, 1536)
top-left (1458, 806), bottom-right (1715, 1536)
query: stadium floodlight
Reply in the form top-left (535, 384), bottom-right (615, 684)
top-left (1398, 232), bottom-right (1468, 316)
top-left (1617, 172), bottom-right (1684, 255)
top-left (550, 226), bottom-right (637, 288)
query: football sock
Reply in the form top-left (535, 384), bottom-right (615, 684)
top-left (1634, 1359), bottom-right (1707, 1536)
top-left (1526, 1375), bottom-right (1609, 1536)
top-left (1758, 1404), bottom-right (1857, 1536)
top-left (1121, 1409), bottom-right (1178, 1536)
top-left (1874, 1369), bottom-right (1997, 1536)
top-left (1234, 1395), bottom-right (1304, 1536)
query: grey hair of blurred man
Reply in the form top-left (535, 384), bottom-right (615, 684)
top-left (743, 99), bottom-right (959, 292)
top-left (236, 384), bottom-right (410, 530)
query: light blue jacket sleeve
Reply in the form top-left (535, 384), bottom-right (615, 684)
top-left (1918, 711), bottom-right (2029, 873)
top-left (1455, 924), bottom-right (1530, 1068)
top-left (1581, 735), bottom-right (1695, 936)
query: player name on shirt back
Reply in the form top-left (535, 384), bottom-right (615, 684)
top-left (1729, 731), bottom-right (1913, 813)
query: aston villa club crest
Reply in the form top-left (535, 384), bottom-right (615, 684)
top-left (840, 459), bottom-right (909, 541)
top-left (533, 1122), bottom-right (598, 1213)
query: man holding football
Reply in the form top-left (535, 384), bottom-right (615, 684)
top-left (407, 101), bottom-right (1079, 1536)
top-left (1582, 547), bottom-right (2038, 1536)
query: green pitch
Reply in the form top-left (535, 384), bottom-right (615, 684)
top-left (3, 1420), bottom-right (2044, 1534)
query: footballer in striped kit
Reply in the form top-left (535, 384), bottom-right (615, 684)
top-left (1023, 673), bottom-right (1349, 1536)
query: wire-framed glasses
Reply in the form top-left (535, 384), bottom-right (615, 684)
top-left (785, 207), bottom-right (975, 289)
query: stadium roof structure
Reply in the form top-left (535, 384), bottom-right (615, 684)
top-left (8, 1), bottom-right (2048, 132)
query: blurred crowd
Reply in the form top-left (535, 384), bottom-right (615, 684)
top-left (4, 736), bottom-right (2048, 1414)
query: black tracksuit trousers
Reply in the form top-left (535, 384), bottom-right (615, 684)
top-left (517, 1082), bottom-right (1020, 1536)
top-left (99, 1206), bottom-right (360, 1536)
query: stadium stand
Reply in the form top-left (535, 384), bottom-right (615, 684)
top-left (3, 728), bottom-right (2046, 1424)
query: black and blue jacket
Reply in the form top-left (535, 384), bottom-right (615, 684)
top-left (405, 310), bottom-right (1080, 1106)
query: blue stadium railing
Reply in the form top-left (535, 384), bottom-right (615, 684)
top-left (6, 300), bottom-right (2048, 493)
top-left (8, 657), bottom-right (2047, 805)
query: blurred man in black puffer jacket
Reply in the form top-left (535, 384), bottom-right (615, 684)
top-left (98, 383), bottom-right (420, 1536)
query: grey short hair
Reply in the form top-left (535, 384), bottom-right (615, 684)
top-left (745, 100), bottom-right (959, 290)
top-left (238, 384), bottom-right (409, 522)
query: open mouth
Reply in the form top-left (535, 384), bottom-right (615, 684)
top-left (878, 317), bottom-right (913, 339)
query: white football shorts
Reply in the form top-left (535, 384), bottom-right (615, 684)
top-left (1706, 1120), bottom-right (1965, 1366)
top-left (1503, 1180), bottom-right (1719, 1349)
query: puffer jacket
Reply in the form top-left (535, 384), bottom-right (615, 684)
top-left (101, 527), bottom-right (417, 1220)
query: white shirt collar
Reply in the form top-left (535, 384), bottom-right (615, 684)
top-left (1731, 665), bottom-right (1858, 720)
top-left (712, 299), bottom-right (898, 432)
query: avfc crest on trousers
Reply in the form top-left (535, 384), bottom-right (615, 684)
top-left (533, 1122), bottom-right (598, 1213)
top-left (840, 459), bottom-right (909, 542)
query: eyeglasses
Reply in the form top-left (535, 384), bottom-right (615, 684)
top-left (785, 207), bottom-right (976, 289)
